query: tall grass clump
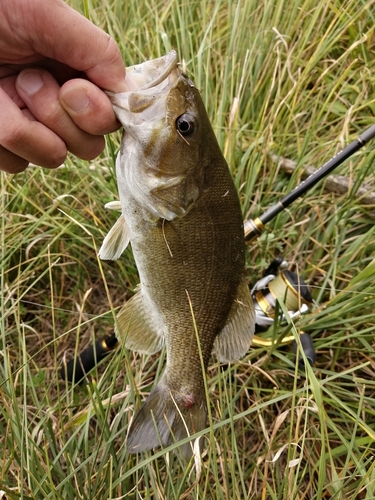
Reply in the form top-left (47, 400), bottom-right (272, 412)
top-left (1, 0), bottom-right (375, 498)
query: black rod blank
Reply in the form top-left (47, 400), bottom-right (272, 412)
top-left (245, 123), bottom-right (375, 242)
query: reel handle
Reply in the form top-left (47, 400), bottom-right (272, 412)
top-left (293, 333), bottom-right (316, 366)
top-left (60, 334), bottom-right (118, 383)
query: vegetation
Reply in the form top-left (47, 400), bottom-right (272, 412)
top-left (1, 0), bottom-right (375, 498)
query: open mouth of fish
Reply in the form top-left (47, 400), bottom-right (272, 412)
top-left (124, 50), bottom-right (180, 91)
top-left (107, 50), bottom-right (183, 123)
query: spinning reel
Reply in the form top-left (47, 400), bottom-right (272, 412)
top-left (251, 257), bottom-right (315, 365)
top-left (61, 123), bottom-right (375, 382)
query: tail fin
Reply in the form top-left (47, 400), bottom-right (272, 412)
top-left (126, 379), bottom-right (207, 459)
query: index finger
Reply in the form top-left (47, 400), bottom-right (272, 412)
top-left (11, 0), bottom-right (127, 93)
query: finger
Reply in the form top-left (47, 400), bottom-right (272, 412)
top-left (11, 0), bottom-right (127, 92)
top-left (1, 60), bottom-right (81, 87)
top-left (59, 79), bottom-right (120, 135)
top-left (16, 69), bottom-right (105, 160)
top-left (0, 102), bottom-right (30, 173)
top-left (0, 88), bottom-right (67, 171)
top-left (0, 146), bottom-right (29, 174)
top-left (0, 73), bottom-right (25, 107)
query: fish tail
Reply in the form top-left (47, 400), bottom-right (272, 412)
top-left (126, 378), bottom-right (207, 459)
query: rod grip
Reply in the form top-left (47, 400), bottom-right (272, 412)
top-left (60, 336), bottom-right (118, 383)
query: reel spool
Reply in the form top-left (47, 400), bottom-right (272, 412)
top-left (251, 258), bottom-right (316, 366)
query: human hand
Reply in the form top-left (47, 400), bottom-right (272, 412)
top-left (0, 0), bottom-right (127, 174)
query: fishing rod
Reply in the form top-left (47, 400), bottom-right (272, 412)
top-left (60, 123), bottom-right (375, 383)
top-left (244, 123), bottom-right (375, 242)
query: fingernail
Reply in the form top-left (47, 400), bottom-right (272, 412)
top-left (61, 87), bottom-right (89, 113)
top-left (18, 70), bottom-right (44, 95)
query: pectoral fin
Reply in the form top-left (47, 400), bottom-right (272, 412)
top-left (215, 278), bottom-right (255, 362)
top-left (98, 214), bottom-right (130, 260)
top-left (116, 289), bottom-right (165, 354)
top-left (150, 175), bottom-right (200, 220)
top-left (104, 200), bottom-right (122, 211)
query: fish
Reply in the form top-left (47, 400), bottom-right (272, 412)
top-left (99, 50), bottom-right (255, 458)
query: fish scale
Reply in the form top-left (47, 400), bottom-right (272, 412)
top-left (99, 50), bottom-right (255, 458)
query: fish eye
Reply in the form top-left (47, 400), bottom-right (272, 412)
top-left (176, 114), bottom-right (195, 137)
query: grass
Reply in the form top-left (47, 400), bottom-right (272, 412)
top-left (1, 0), bottom-right (375, 498)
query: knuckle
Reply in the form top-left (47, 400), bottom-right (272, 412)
top-left (0, 121), bottom-right (29, 149)
top-left (103, 35), bottom-right (121, 65)
top-left (39, 103), bottom-right (66, 130)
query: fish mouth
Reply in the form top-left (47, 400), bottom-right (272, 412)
top-left (107, 50), bottom-right (182, 120)
top-left (124, 50), bottom-right (180, 91)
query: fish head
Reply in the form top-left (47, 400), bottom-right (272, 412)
top-left (108, 51), bottom-right (218, 221)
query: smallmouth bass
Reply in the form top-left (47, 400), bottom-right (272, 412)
top-left (99, 50), bottom-right (255, 458)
